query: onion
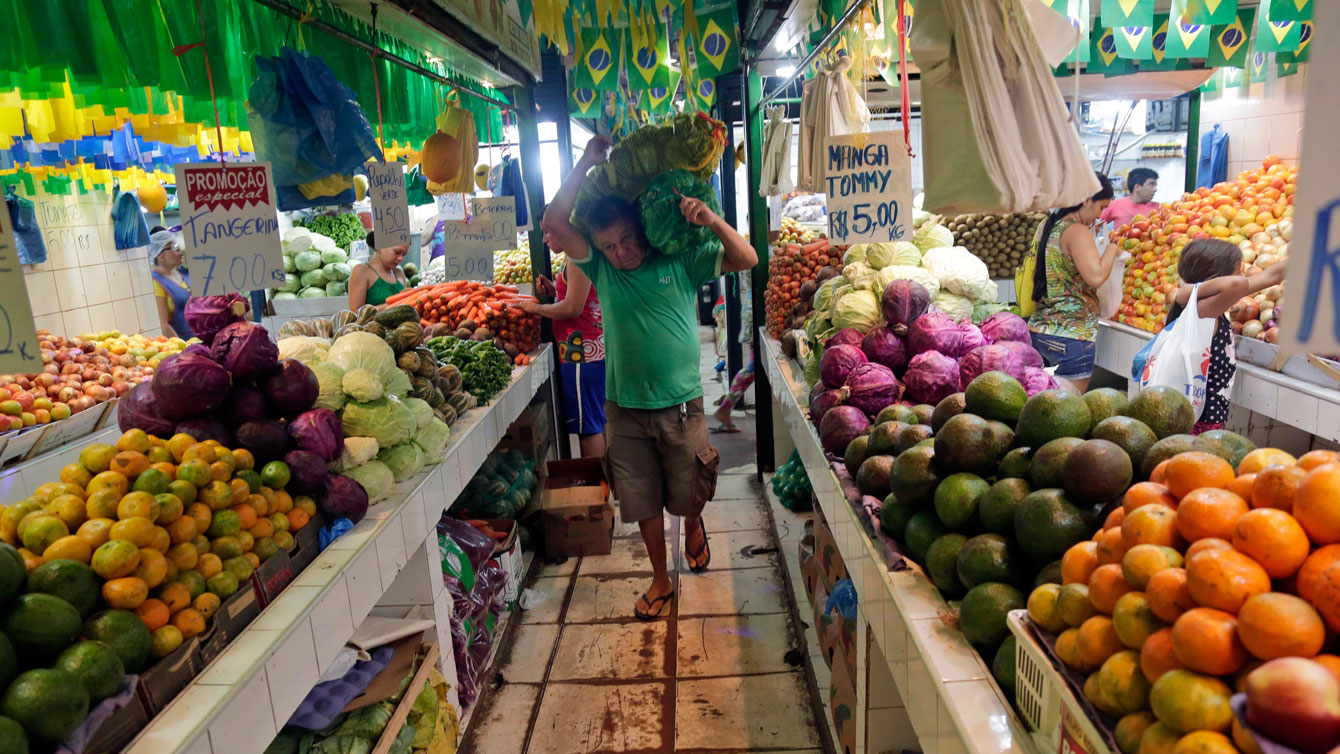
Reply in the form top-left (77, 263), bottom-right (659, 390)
top-left (1242, 320), bottom-right (1265, 339)
top-left (1265, 327), bottom-right (1279, 343)
top-left (1260, 307), bottom-right (1275, 324)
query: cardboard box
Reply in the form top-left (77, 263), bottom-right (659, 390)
top-left (812, 515), bottom-right (848, 590)
top-left (500, 403), bottom-right (551, 459)
top-left (830, 648), bottom-right (858, 754)
top-left (138, 636), bottom-right (205, 714)
top-left (83, 682), bottom-right (150, 753)
top-left (539, 458), bottom-right (613, 558)
top-left (485, 519), bottom-right (523, 605)
top-left (198, 586), bottom-right (262, 666)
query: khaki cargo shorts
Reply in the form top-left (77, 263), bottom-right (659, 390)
top-left (602, 397), bottom-right (720, 523)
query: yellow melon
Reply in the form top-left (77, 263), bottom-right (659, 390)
top-left (420, 131), bottom-right (461, 183)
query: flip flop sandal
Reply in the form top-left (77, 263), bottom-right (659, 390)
top-left (635, 590), bottom-right (675, 621)
top-left (710, 424), bottom-right (741, 434)
top-left (686, 521), bottom-right (712, 572)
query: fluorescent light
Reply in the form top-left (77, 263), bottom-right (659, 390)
top-left (773, 34), bottom-right (792, 51)
top-left (777, 65), bottom-right (795, 77)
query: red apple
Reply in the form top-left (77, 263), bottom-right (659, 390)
top-left (1246, 657), bottom-right (1340, 753)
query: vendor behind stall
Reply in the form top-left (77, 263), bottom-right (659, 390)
top-left (348, 231), bottom-right (410, 309)
top-left (149, 230), bottom-right (194, 340)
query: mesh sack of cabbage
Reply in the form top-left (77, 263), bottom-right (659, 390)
top-left (637, 170), bottom-right (725, 257)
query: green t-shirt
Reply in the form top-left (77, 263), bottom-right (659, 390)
top-left (574, 247), bottom-right (723, 409)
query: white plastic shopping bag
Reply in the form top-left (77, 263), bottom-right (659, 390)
top-left (1097, 243), bottom-right (1129, 320)
top-left (1136, 284), bottom-right (1218, 420)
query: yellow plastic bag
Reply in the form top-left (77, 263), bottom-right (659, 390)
top-left (1014, 256), bottom-right (1035, 319)
top-left (433, 94), bottom-right (478, 194)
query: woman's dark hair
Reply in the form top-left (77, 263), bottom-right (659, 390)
top-left (1031, 172), bottom-right (1116, 302)
top-left (587, 195), bottom-right (642, 235)
top-left (1167, 238), bottom-right (1244, 322)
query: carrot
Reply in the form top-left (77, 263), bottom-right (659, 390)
top-left (384, 286), bottom-right (425, 305)
top-left (801, 240), bottom-right (828, 253)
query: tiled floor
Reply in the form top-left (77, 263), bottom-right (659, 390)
top-left (458, 332), bottom-right (831, 753)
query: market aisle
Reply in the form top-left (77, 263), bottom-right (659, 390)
top-left (460, 329), bottom-right (830, 753)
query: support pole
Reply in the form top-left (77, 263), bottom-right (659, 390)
top-left (721, 108), bottom-right (743, 383)
top-left (745, 64), bottom-right (774, 474)
top-left (1185, 89), bottom-right (1202, 193)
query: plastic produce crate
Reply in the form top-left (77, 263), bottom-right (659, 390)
top-left (1008, 610), bottom-right (1114, 754)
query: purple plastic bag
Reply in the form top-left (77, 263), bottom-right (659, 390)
top-left (437, 516), bottom-right (496, 572)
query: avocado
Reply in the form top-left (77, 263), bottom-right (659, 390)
top-left (1014, 488), bottom-right (1096, 564)
top-left (1031, 437), bottom-right (1085, 490)
top-left (965, 371), bottom-right (1028, 425)
top-left (931, 393), bottom-right (967, 432)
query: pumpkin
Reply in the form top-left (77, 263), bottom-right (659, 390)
top-left (139, 181), bottom-right (168, 213)
top-left (421, 131), bottom-right (462, 183)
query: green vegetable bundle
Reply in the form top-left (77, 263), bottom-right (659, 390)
top-left (638, 170), bottom-right (724, 257)
top-left (299, 213), bottom-right (367, 250)
top-left (571, 113), bottom-right (726, 234)
top-left (426, 337), bottom-right (511, 403)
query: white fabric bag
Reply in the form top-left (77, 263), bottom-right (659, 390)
top-left (1137, 284), bottom-right (1218, 421)
top-left (1096, 232), bottom-right (1128, 319)
top-left (759, 106), bottom-right (794, 197)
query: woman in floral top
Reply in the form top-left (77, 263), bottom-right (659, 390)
top-left (1028, 173), bottom-right (1119, 391)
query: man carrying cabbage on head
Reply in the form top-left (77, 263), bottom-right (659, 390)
top-left (542, 135), bottom-right (758, 621)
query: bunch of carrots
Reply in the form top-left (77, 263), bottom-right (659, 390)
top-left (385, 281), bottom-right (542, 359)
top-left (765, 238), bottom-right (839, 338)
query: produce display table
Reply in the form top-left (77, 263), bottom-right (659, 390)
top-left (118, 345), bottom-right (553, 754)
top-left (1095, 320), bottom-right (1340, 445)
top-left (760, 333), bottom-right (1036, 754)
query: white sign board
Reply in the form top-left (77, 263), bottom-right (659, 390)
top-left (823, 130), bottom-right (913, 245)
top-left (0, 208), bottom-right (42, 375)
top-left (472, 197), bottom-right (517, 249)
top-left (435, 192), bottom-right (467, 221)
top-left (437, 198), bottom-right (521, 281)
top-left (367, 161), bottom-right (410, 246)
top-left (1281, 0), bottom-right (1339, 354)
top-left (175, 162), bottom-right (285, 297)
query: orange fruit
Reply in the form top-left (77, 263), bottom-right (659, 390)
top-left (1055, 628), bottom-right (1093, 671)
top-left (167, 542), bottom-right (198, 571)
top-left (84, 489), bottom-right (120, 520)
top-left (1149, 669), bottom-right (1234, 734)
top-left (1312, 654), bottom-right (1340, 685)
top-left (1124, 505), bottom-right (1183, 549)
top-left (41, 535), bottom-right (92, 564)
top-left (132, 548), bottom-right (168, 588)
top-left (136, 598), bottom-right (171, 631)
top-left (272, 490), bottom-right (293, 514)
top-left (1099, 650), bottom-right (1153, 715)
top-left (1141, 627), bottom-right (1181, 683)
top-left (1171, 608), bottom-right (1247, 676)
top-left (1164, 452), bottom-right (1235, 499)
top-left (1147, 567), bottom-right (1196, 623)
top-left (1140, 723), bottom-right (1183, 754)
top-left (247, 518), bottom-right (275, 540)
top-left (1185, 537), bottom-right (1234, 560)
top-left (1124, 545), bottom-right (1184, 590)
top-left (157, 581), bottom-right (191, 613)
top-left (1296, 547), bottom-right (1340, 632)
top-left (193, 592), bottom-right (221, 619)
top-left (1124, 482), bottom-right (1179, 514)
top-left (166, 516), bottom-right (197, 545)
top-left (230, 503), bottom-right (258, 530)
top-left (1186, 547), bottom-right (1270, 615)
top-left (1296, 450), bottom-right (1340, 472)
top-left (109, 517), bottom-right (156, 548)
top-left (1294, 464), bottom-right (1340, 545)
top-left (102, 576), bottom-right (149, 609)
top-left (1175, 488), bottom-right (1248, 543)
top-left (232, 449), bottom-right (255, 471)
top-left (244, 552), bottom-right (260, 570)
top-left (1078, 615), bottom-right (1127, 668)
top-left (1238, 448), bottom-right (1297, 475)
top-left (1225, 473), bottom-right (1256, 501)
top-left (1091, 564), bottom-right (1136, 614)
top-left (1251, 465), bottom-right (1307, 512)
top-left (186, 503), bottom-right (211, 534)
top-left (246, 494), bottom-right (270, 518)
top-left (1150, 459), bottom-right (1171, 485)
top-left (171, 608), bottom-right (206, 639)
top-left (1231, 508), bottom-right (1309, 578)
top-left (91, 539), bottom-right (141, 579)
top-left (1113, 591), bottom-right (1168, 650)
top-left (1232, 717), bottom-right (1266, 754)
top-left (1117, 712), bottom-right (1158, 754)
top-left (1171, 731), bottom-right (1237, 754)
top-left (76, 518), bottom-right (113, 550)
top-left (196, 553), bottom-right (223, 580)
top-left (109, 451), bottom-right (150, 478)
top-left (228, 478), bottom-right (250, 505)
top-left (1236, 592), bottom-right (1325, 660)
top-left (1063, 542), bottom-right (1100, 585)
top-left (1105, 507), bottom-right (1128, 532)
top-left (1098, 527), bottom-right (1129, 566)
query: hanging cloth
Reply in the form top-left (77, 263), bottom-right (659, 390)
top-left (496, 155), bottom-right (530, 228)
top-left (429, 94), bottom-right (479, 195)
top-left (6, 190), bottom-right (47, 265)
top-left (796, 57), bottom-right (871, 191)
top-left (1197, 125), bottom-right (1229, 189)
top-left (759, 106), bottom-right (794, 197)
top-left (112, 190), bottom-right (151, 251)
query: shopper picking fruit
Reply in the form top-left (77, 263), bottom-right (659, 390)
top-left (542, 134), bottom-right (757, 620)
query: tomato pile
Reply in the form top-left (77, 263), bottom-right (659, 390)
top-left (1113, 157), bottom-right (1296, 333)
top-left (765, 238), bottom-right (840, 338)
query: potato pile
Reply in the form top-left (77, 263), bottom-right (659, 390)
top-left (945, 211), bottom-right (1047, 278)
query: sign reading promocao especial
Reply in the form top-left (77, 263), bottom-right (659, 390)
top-left (823, 130), bottom-right (913, 245)
top-left (175, 162), bottom-right (285, 297)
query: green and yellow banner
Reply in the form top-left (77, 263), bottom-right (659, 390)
top-left (625, 9), bottom-right (670, 90)
top-left (1115, 25), bottom-right (1153, 59)
top-left (1101, 0), bottom-right (1153, 28)
top-left (1207, 8), bottom-right (1254, 68)
top-left (690, 5), bottom-right (740, 78)
top-left (1173, 0), bottom-right (1235, 26)
top-left (575, 25), bottom-right (623, 91)
top-left (1265, 0), bottom-right (1312, 23)
top-left (1165, 15), bottom-right (1211, 57)
top-left (1090, 27), bottom-right (1133, 74)
top-left (641, 67), bottom-right (680, 115)
top-left (569, 82), bottom-right (601, 117)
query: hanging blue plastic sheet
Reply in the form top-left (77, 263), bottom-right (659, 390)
top-left (111, 190), bottom-right (150, 250)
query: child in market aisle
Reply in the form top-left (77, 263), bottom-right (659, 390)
top-left (1162, 238), bottom-right (1287, 434)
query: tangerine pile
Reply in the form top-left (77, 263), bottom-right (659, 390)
top-left (1029, 446), bottom-right (1340, 754)
top-left (0, 429), bottom-right (315, 662)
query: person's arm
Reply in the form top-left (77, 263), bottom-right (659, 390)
top-left (540, 136), bottom-right (611, 262)
top-left (518, 265), bottom-right (592, 320)
top-left (155, 295), bottom-right (178, 339)
top-left (347, 265), bottom-right (371, 311)
top-left (679, 196), bottom-right (758, 274)
top-left (1179, 263), bottom-right (1288, 318)
top-left (1063, 223), bottom-right (1121, 289)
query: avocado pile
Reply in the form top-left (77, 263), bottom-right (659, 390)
top-left (845, 375), bottom-right (1254, 698)
top-left (0, 545), bottom-right (144, 751)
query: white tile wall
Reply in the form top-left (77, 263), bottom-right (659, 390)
top-left (1198, 63), bottom-right (1307, 180)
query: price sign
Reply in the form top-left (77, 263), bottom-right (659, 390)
top-left (0, 208), bottom-right (42, 374)
top-left (437, 198), bottom-right (519, 282)
top-left (175, 162), bottom-right (285, 297)
top-left (471, 197), bottom-right (517, 249)
top-left (823, 130), bottom-right (912, 245)
top-left (367, 161), bottom-right (410, 246)
top-left (435, 192), bottom-right (467, 221)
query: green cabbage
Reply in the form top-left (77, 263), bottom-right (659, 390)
top-left (300, 268), bottom-right (327, 288)
top-left (922, 246), bottom-right (996, 300)
top-left (281, 273), bottom-right (302, 293)
top-left (343, 459), bottom-right (394, 503)
top-left (295, 250), bottom-right (323, 272)
top-left (384, 368), bottom-right (412, 399)
top-left (888, 241), bottom-right (922, 267)
top-left (933, 290), bottom-right (974, 320)
top-left (341, 396), bottom-right (416, 447)
top-left (842, 246), bottom-right (866, 266)
top-left (804, 346), bottom-right (822, 387)
top-left (831, 289), bottom-right (881, 333)
top-left (272, 292), bottom-right (297, 301)
top-left (278, 336), bottom-right (331, 365)
top-left (340, 436), bottom-right (380, 470)
top-left (282, 254), bottom-right (297, 274)
top-left (913, 221), bottom-right (954, 254)
top-left (813, 276), bottom-right (845, 313)
top-left (377, 442), bottom-right (425, 482)
top-left (328, 332), bottom-right (401, 392)
top-left (325, 280), bottom-right (347, 297)
top-left (842, 261), bottom-right (877, 290)
top-left (323, 262), bottom-right (352, 282)
top-left (413, 418), bottom-right (450, 464)
top-left (320, 247), bottom-right (349, 265)
top-left (342, 368), bottom-right (384, 402)
top-left (311, 361), bottom-right (346, 411)
top-left (404, 397), bottom-right (434, 430)
top-left (972, 300), bottom-right (1010, 324)
top-left (872, 265), bottom-right (940, 299)
top-left (298, 287), bottom-right (327, 299)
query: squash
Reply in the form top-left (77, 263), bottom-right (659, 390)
top-left (331, 310), bottom-right (358, 330)
top-left (395, 321), bottom-right (424, 350)
top-left (355, 305), bottom-right (378, 324)
top-left (438, 405), bottom-right (458, 426)
top-left (278, 320), bottom-right (314, 338)
top-left (374, 304), bottom-right (420, 328)
top-left (420, 131), bottom-right (461, 183)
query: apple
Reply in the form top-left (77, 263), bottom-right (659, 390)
top-left (1246, 657), bottom-right (1340, 753)
top-left (50, 404), bottom-right (70, 421)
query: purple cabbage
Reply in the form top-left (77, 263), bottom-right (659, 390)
top-left (903, 350), bottom-right (961, 405)
top-left (211, 321), bottom-right (279, 381)
top-left (1023, 367), bottom-right (1060, 396)
top-left (960, 344), bottom-right (1030, 388)
top-left (186, 294), bottom-right (250, 345)
top-left (118, 382), bottom-right (177, 438)
top-left (321, 475), bottom-right (369, 524)
top-left (235, 421), bottom-right (289, 466)
top-left (264, 359), bottom-right (319, 416)
top-left (819, 344), bottom-right (867, 388)
top-left (150, 348), bottom-right (230, 420)
top-left (174, 417), bottom-right (233, 446)
top-left (824, 328), bottom-right (865, 349)
top-left (958, 321), bottom-right (988, 354)
top-left (810, 387), bottom-right (850, 427)
top-left (288, 408), bottom-right (345, 463)
top-left (845, 363), bottom-right (901, 416)
top-left (818, 405), bottom-right (871, 456)
top-left (995, 339), bottom-right (1045, 369)
top-left (221, 384), bottom-right (267, 428)
top-left (283, 449), bottom-right (330, 497)
top-left (881, 279), bottom-right (932, 335)
top-left (861, 326), bottom-right (908, 374)
top-left (980, 312), bottom-right (1032, 345)
top-left (908, 311), bottom-right (965, 358)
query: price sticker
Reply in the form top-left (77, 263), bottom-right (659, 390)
top-left (367, 161), bottom-right (410, 246)
top-left (823, 130), bottom-right (912, 245)
top-left (175, 162), bottom-right (286, 297)
top-left (0, 207), bottom-right (42, 375)
top-left (435, 192), bottom-right (467, 221)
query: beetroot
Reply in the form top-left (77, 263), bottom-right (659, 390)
top-left (845, 363), bottom-right (901, 416)
top-left (903, 350), bottom-right (961, 405)
top-left (818, 405), bottom-right (870, 456)
top-left (881, 279), bottom-right (931, 335)
top-left (810, 387), bottom-right (850, 427)
top-left (819, 344), bottom-right (868, 388)
top-left (861, 326), bottom-right (908, 374)
top-left (980, 312), bottom-right (1032, 344)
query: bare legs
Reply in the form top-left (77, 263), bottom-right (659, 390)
top-left (636, 516), bottom-right (674, 616)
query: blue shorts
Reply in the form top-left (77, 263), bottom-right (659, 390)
top-left (1030, 331), bottom-right (1096, 379)
top-left (561, 360), bottom-right (607, 436)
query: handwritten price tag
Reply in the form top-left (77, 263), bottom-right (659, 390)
top-left (367, 161), bottom-right (410, 246)
top-left (823, 130), bottom-right (912, 245)
top-left (472, 197), bottom-right (517, 250)
top-left (435, 192), bottom-right (466, 221)
top-left (175, 162), bottom-right (286, 297)
top-left (0, 207), bottom-right (42, 374)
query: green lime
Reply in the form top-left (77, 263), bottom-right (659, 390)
top-left (260, 462), bottom-right (290, 490)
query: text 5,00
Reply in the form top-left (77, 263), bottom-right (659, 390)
top-left (830, 200), bottom-right (904, 242)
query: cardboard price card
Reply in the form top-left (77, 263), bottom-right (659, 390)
top-left (367, 161), bottom-right (410, 246)
top-left (823, 130), bottom-right (913, 245)
top-left (0, 208), bottom-right (42, 375)
top-left (175, 162), bottom-right (286, 297)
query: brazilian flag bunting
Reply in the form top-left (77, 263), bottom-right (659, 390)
top-left (1143, 14), bottom-right (1181, 70)
top-left (1224, 66), bottom-right (1244, 87)
top-left (1115, 25), bottom-right (1153, 59)
top-left (1249, 47), bottom-right (1268, 82)
top-left (693, 76), bottom-right (716, 111)
top-left (1165, 16), bottom-right (1210, 58)
top-left (575, 25), bottom-right (623, 91)
top-left (691, 6), bottom-right (740, 78)
top-left (625, 10), bottom-right (670, 91)
top-left (1207, 9), bottom-right (1254, 68)
top-left (1200, 69), bottom-right (1223, 92)
top-left (1089, 27), bottom-right (1132, 74)
top-left (641, 67), bottom-right (680, 115)
top-left (1255, 2), bottom-right (1302, 52)
top-left (569, 82), bottom-right (601, 118)
top-left (1278, 55), bottom-right (1300, 77)
top-left (1295, 20), bottom-right (1312, 60)
top-left (1101, 0), bottom-right (1153, 28)
top-left (1173, 0), bottom-right (1235, 25)
top-left (1265, 0), bottom-right (1312, 23)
